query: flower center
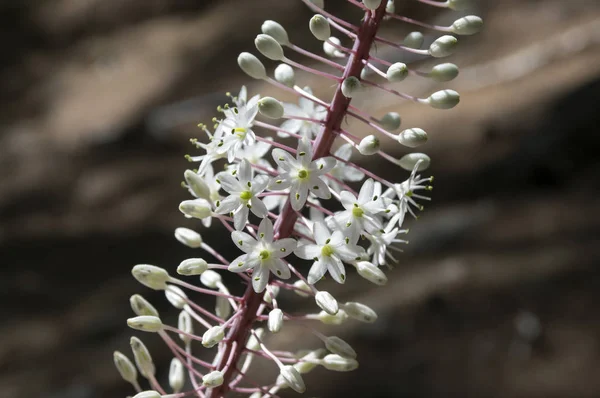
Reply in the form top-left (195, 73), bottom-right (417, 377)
top-left (321, 244), bottom-right (334, 257)
top-left (233, 127), bottom-right (247, 139)
top-left (297, 169), bottom-right (309, 179)
top-left (240, 190), bottom-right (252, 200)
top-left (352, 206), bottom-right (364, 218)
top-left (259, 249), bottom-right (271, 260)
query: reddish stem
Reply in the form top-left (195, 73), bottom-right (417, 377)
top-left (206, 4), bottom-right (388, 397)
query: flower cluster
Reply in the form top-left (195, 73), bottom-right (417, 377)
top-left (114, 1), bottom-right (482, 397)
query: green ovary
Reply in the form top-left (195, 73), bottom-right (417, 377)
top-left (352, 206), bottom-right (364, 218)
top-left (240, 191), bottom-right (252, 200)
top-left (297, 169), bottom-right (309, 180)
top-left (321, 244), bottom-right (334, 257)
top-left (259, 250), bottom-right (271, 260)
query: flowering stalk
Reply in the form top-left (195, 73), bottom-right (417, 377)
top-left (114, 1), bottom-right (482, 397)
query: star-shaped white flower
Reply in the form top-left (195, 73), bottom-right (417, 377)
top-left (270, 138), bottom-right (336, 211)
top-left (328, 144), bottom-right (365, 193)
top-left (384, 160), bottom-right (433, 224)
top-left (215, 159), bottom-right (268, 231)
top-left (213, 93), bottom-right (260, 163)
top-left (365, 226), bottom-right (408, 267)
top-left (294, 222), bottom-right (365, 285)
top-left (279, 86), bottom-right (327, 139)
top-left (229, 218), bottom-right (297, 292)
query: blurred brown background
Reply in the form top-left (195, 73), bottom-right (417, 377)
top-left (1, 0), bottom-right (600, 397)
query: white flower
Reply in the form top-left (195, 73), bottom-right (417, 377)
top-left (228, 218), bottom-right (297, 293)
top-left (294, 222), bottom-right (365, 284)
top-left (214, 159), bottom-right (269, 231)
top-left (270, 138), bottom-right (336, 211)
top-left (365, 226), bottom-right (408, 267)
top-left (384, 160), bottom-right (433, 223)
top-left (230, 139), bottom-right (273, 172)
top-left (331, 179), bottom-right (386, 243)
top-left (328, 144), bottom-right (364, 193)
top-left (279, 87), bottom-right (327, 139)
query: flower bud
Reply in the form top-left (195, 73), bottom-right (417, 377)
top-left (274, 63), bottom-right (295, 87)
top-left (238, 52), bottom-right (267, 80)
top-left (341, 76), bottom-right (361, 98)
top-left (255, 34), bottom-right (285, 61)
top-left (397, 153), bottom-right (431, 171)
top-left (263, 285), bottom-right (280, 304)
top-left (358, 134), bottom-right (380, 155)
top-left (386, 62), bottom-right (408, 82)
top-left (184, 170), bottom-right (211, 200)
top-left (202, 370), bottom-right (224, 388)
top-left (202, 325), bottom-right (224, 348)
top-left (315, 291), bottom-right (338, 315)
top-left (279, 365), bottom-right (306, 393)
top-left (317, 309), bottom-right (348, 325)
top-left (176, 312), bottom-right (193, 345)
top-left (355, 261), bottom-right (388, 285)
top-left (403, 31), bottom-right (424, 49)
top-left (249, 393), bottom-right (263, 398)
top-left (130, 336), bottom-right (155, 378)
top-left (200, 270), bottom-right (222, 289)
top-left (309, 14), bottom-right (330, 41)
top-left (323, 36), bottom-right (345, 58)
top-left (448, 0), bottom-right (471, 10)
top-left (294, 349), bottom-right (326, 374)
top-left (342, 301), bottom-right (378, 323)
top-left (127, 315), bottom-right (163, 333)
top-left (363, 0), bottom-right (382, 10)
top-left (360, 66), bottom-right (371, 80)
top-left (246, 328), bottom-right (265, 350)
top-left (397, 128), bottom-right (428, 148)
top-left (113, 351), bottom-right (138, 384)
top-left (130, 294), bottom-right (159, 317)
top-left (177, 258), bottom-right (208, 275)
top-left (428, 35), bottom-right (458, 58)
top-left (132, 264), bottom-right (169, 290)
top-left (179, 198), bottom-right (212, 219)
top-left (293, 280), bottom-right (312, 297)
top-left (174, 227), bottom-right (202, 248)
top-left (169, 358), bottom-right (185, 393)
top-left (268, 308), bottom-right (284, 333)
top-left (133, 392), bottom-right (161, 398)
top-left (324, 336), bottom-right (357, 359)
top-left (427, 89), bottom-right (460, 109)
top-left (258, 96), bottom-right (285, 119)
top-left (322, 354), bottom-right (359, 371)
top-left (165, 285), bottom-right (187, 309)
top-left (379, 112), bottom-right (401, 131)
top-left (451, 15), bottom-right (483, 35)
top-left (210, 296), bottom-right (228, 321)
top-left (430, 63), bottom-right (459, 82)
top-left (261, 20), bottom-right (290, 46)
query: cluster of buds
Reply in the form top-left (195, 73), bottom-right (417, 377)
top-left (114, 0), bottom-right (482, 397)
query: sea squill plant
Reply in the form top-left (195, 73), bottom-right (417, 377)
top-left (113, 1), bottom-right (482, 397)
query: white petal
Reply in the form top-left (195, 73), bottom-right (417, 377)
top-left (290, 182), bottom-right (309, 211)
top-left (228, 254), bottom-right (255, 273)
top-left (334, 143), bottom-right (353, 161)
top-left (313, 222), bottom-right (331, 245)
top-left (343, 167), bottom-right (365, 181)
top-left (257, 218), bottom-right (274, 242)
top-left (251, 265), bottom-right (269, 293)
top-left (238, 159), bottom-right (252, 185)
top-left (267, 258), bottom-right (291, 279)
top-left (307, 260), bottom-right (327, 284)
top-left (218, 173), bottom-right (243, 194)
top-left (268, 175), bottom-right (291, 191)
top-left (215, 196), bottom-right (241, 214)
top-left (234, 206), bottom-right (250, 231)
top-left (280, 119), bottom-right (303, 135)
top-left (326, 256), bottom-right (346, 284)
top-left (339, 191), bottom-right (357, 210)
top-left (335, 243), bottom-right (365, 262)
top-left (309, 176), bottom-right (331, 200)
top-left (272, 148), bottom-right (296, 171)
top-left (297, 138), bottom-right (313, 166)
top-left (294, 244), bottom-right (321, 260)
top-left (231, 231), bottom-right (257, 253)
top-left (251, 175), bottom-right (269, 194)
top-left (250, 197), bottom-right (268, 218)
top-left (312, 156), bottom-right (336, 174)
top-left (272, 238), bottom-right (297, 258)
top-left (358, 179), bottom-right (374, 204)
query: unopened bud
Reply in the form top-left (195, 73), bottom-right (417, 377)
top-left (258, 96), bottom-right (285, 119)
top-left (322, 354), bottom-right (359, 371)
top-left (177, 258), bottom-right (208, 275)
top-left (238, 52), bottom-right (267, 80)
top-left (130, 336), bottom-right (155, 378)
top-left (202, 325), bottom-right (224, 348)
top-left (263, 285), bottom-right (280, 304)
top-left (246, 328), bottom-right (265, 351)
top-left (215, 295), bottom-right (231, 319)
top-left (317, 309), bottom-right (348, 325)
top-left (397, 153), bottom-right (431, 171)
top-left (427, 89), bottom-right (460, 109)
top-left (113, 351), bottom-right (138, 384)
top-left (202, 370), bottom-right (224, 388)
top-left (451, 15), bottom-right (483, 35)
top-left (403, 31), bottom-right (424, 49)
top-left (279, 365), bottom-right (306, 393)
top-left (379, 112), bottom-right (401, 131)
top-left (315, 291), bottom-right (338, 315)
top-left (274, 63), bottom-right (295, 87)
top-left (127, 315), bottom-right (163, 333)
top-left (429, 35), bottom-right (458, 58)
top-left (255, 34), bottom-right (285, 61)
top-left (324, 336), bottom-right (357, 359)
top-left (268, 308), bottom-right (284, 333)
top-left (174, 227), bottom-right (202, 248)
top-left (200, 270), bottom-right (222, 289)
top-left (261, 20), bottom-right (290, 46)
top-left (358, 134), bottom-right (380, 155)
top-left (386, 62), bottom-right (408, 82)
top-left (430, 63), bottom-right (459, 82)
top-left (448, 0), bottom-right (471, 10)
top-left (341, 76), bottom-right (361, 98)
top-left (397, 128), bottom-right (428, 148)
top-left (309, 14), bottom-right (330, 41)
top-left (363, 0), bottom-right (382, 10)
top-left (355, 261), bottom-right (388, 285)
top-left (178, 311), bottom-right (193, 344)
top-left (342, 301), bottom-right (378, 323)
top-left (165, 285), bottom-right (187, 309)
top-left (385, 0), bottom-right (395, 14)
top-left (133, 392), bottom-right (161, 398)
top-left (132, 264), bottom-right (169, 290)
top-left (184, 170), bottom-right (211, 200)
top-left (179, 198), bottom-right (212, 219)
top-left (294, 349), bottom-right (326, 374)
top-left (323, 37), bottom-right (345, 58)
top-left (130, 294), bottom-right (159, 317)
top-left (169, 358), bottom-right (185, 393)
